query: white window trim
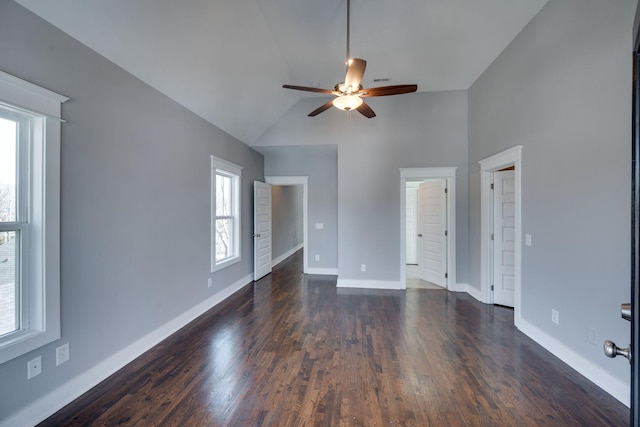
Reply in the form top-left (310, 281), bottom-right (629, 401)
top-left (0, 70), bottom-right (67, 365)
top-left (211, 156), bottom-right (243, 273)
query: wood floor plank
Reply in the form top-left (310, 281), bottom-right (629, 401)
top-left (39, 250), bottom-right (629, 426)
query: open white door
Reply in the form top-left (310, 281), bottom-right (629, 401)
top-left (406, 186), bottom-right (419, 264)
top-left (493, 170), bottom-right (516, 307)
top-left (254, 181), bottom-right (272, 281)
top-left (417, 180), bottom-right (447, 287)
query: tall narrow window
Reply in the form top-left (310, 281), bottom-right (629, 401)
top-left (0, 114), bottom-right (22, 337)
top-left (0, 70), bottom-right (66, 365)
top-left (211, 157), bottom-right (242, 272)
top-left (215, 171), bottom-right (234, 262)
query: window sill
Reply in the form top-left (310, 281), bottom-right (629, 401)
top-left (0, 326), bottom-right (60, 365)
top-left (211, 256), bottom-right (241, 273)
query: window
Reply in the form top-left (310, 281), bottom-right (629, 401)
top-left (211, 156), bottom-right (242, 272)
top-left (0, 111), bottom-right (26, 338)
top-left (0, 71), bottom-right (66, 364)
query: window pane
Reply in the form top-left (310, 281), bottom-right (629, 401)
top-left (215, 218), bottom-right (233, 261)
top-left (216, 173), bottom-right (232, 216)
top-left (0, 231), bottom-right (17, 336)
top-left (0, 117), bottom-right (17, 223)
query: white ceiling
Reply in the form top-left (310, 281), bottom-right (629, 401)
top-left (15, 0), bottom-right (548, 145)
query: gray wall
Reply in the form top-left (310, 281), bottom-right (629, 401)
top-left (0, 2), bottom-right (263, 421)
top-left (468, 0), bottom-right (634, 385)
top-left (260, 145), bottom-right (338, 271)
top-left (271, 185), bottom-right (304, 261)
top-left (255, 92), bottom-right (469, 284)
top-left (3, 0), bottom-right (633, 420)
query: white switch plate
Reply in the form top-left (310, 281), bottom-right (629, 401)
top-left (361, 264), bottom-right (366, 272)
top-left (56, 343), bottom-right (70, 366)
top-left (552, 309), bottom-right (559, 325)
top-left (315, 223), bottom-right (324, 229)
top-left (315, 254), bottom-right (320, 261)
top-left (208, 277), bottom-right (213, 288)
top-left (27, 356), bottom-right (42, 379)
top-left (525, 234), bottom-right (532, 246)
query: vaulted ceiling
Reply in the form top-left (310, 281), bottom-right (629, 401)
top-left (15, 0), bottom-right (548, 145)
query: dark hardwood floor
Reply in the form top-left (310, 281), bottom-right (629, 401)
top-left (40, 250), bottom-right (629, 426)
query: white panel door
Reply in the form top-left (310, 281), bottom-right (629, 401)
top-left (254, 181), bottom-right (272, 281)
top-left (417, 180), bottom-right (447, 287)
top-left (493, 171), bottom-right (515, 307)
top-left (406, 187), bottom-right (418, 264)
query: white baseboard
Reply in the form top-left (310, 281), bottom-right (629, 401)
top-left (1, 274), bottom-right (254, 427)
top-left (271, 244), bottom-right (304, 267)
top-left (462, 286), bottom-right (628, 406)
top-left (517, 317), bottom-right (630, 407)
top-left (337, 279), bottom-right (404, 290)
top-left (306, 267), bottom-right (338, 275)
top-left (8, 274), bottom-right (626, 426)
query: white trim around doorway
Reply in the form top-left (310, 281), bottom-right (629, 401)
top-left (265, 176), bottom-right (309, 274)
top-left (478, 146), bottom-right (522, 326)
top-left (400, 167), bottom-right (458, 291)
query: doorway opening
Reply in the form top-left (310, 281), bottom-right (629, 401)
top-left (405, 179), bottom-right (448, 289)
top-left (400, 167), bottom-right (457, 290)
top-left (265, 176), bottom-right (309, 273)
top-left (479, 146), bottom-right (522, 325)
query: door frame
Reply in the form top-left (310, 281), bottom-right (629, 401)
top-left (479, 146), bottom-right (522, 324)
top-left (400, 167), bottom-right (457, 290)
top-left (631, 10), bottom-right (640, 422)
top-left (265, 176), bottom-right (309, 274)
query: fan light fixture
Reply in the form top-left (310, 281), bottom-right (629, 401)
top-left (281, 0), bottom-right (417, 118)
top-left (332, 94), bottom-right (363, 111)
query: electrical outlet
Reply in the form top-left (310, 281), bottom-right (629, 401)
top-left (361, 264), bottom-right (366, 272)
top-left (587, 327), bottom-right (598, 346)
top-left (208, 277), bottom-right (213, 288)
top-left (552, 309), bottom-right (559, 325)
top-left (56, 343), bottom-right (70, 366)
top-left (315, 254), bottom-right (320, 261)
top-left (27, 356), bottom-right (42, 379)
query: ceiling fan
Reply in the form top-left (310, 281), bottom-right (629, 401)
top-left (282, 0), bottom-right (418, 118)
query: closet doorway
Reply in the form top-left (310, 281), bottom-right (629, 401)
top-left (400, 167), bottom-right (457, 290)
top-left (405, 179), bottom-right (448, 289)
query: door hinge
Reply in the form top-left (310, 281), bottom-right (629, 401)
top-left (445, 273), bottom-right (448, 279)
top-left (491, 183), bottom-right (494, 190)
top-left (491, 285), bottom-right (494, 291)
top-left (491, 233), bottom-right (494, 240)
top-left (444, 187), bottom-right (448, 194)
top-left (444, 230), bottom-right (448, 236)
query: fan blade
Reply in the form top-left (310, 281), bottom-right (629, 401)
top-left (344, 58), bottom-right (367, 91)
top-left (360, 84), bottom-right (418, 97)
top-left (283, 84), bottom-right (336, 94)
top-left (308, 100), bottom-right (335, 117)
top-left (356, 101), bottom-right (376, 118)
